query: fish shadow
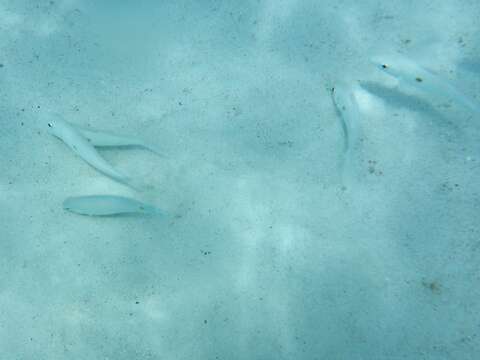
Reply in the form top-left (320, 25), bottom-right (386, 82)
top-left (97, 144), bottom-right (164, 157)
top-left (459, 59), bottom-right (480, 75)
top-left (359, 81), bottom-right (461, 134)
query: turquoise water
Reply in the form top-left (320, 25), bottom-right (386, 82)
top-left (1, 1), bottom-right (480, 358)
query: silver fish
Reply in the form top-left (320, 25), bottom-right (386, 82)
top-left (331, 83), bottom-right (365, 187)
top-left (372, 54), bottom-right (480, 115)
top-left (47, 117), bottom-right (134, 188)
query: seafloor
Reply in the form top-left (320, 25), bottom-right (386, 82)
top-left (1, 1), bottom-right (479, 359)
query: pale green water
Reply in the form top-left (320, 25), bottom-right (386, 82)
top-left (1, 1), bottom-right (480, 359)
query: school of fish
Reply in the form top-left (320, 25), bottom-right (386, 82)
top-left (49, 54), bottom-right (479, 217)
top-left (48, 116), bottom-right (160, 216)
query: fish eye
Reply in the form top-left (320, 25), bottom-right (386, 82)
top-left (47, 123), bottom-right (53, 128)
top-left (381, 64), bottom-right (388, 69)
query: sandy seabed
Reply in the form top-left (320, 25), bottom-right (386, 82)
top-left (1, 1), bottom-right (480, 359)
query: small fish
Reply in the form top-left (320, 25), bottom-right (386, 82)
top-left (372, 55), bottom-right (480, 114)
top-left (331, 83), bottom-right (363, 153)
top-left (331, 83), bottom-right (364, 186)
top-left (47, 117), bottom-right (134, 187)
top-left (63, 195), bottom-right (160, 216)
top-left (71, 124), bottom-right (162, 155)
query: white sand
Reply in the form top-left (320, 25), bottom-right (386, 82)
top-left (1, 0), bottom-right (480, 358)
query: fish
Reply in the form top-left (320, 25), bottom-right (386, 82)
top-left (372, 55), bottom-right (480, 114)
top-left (63, 195), bottom-right (160, 216)
top-left (331, 83), bottom-right (364, 186)
top-left (47, 117), bottom-right (135, 188)
top-left (331, 83), bottom-right (363, 153)
top-left (71, 123), bottom-right (162, 155)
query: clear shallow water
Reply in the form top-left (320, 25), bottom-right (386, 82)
top-left (1, 1), bottom-right (480, 359)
